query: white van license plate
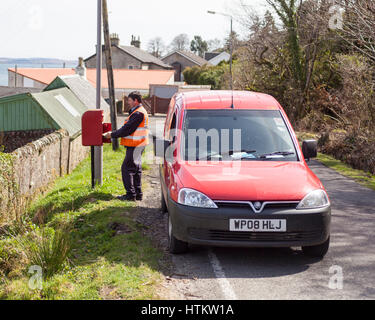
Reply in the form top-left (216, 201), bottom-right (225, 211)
top-left (229, 219), bottom-right (287, 232)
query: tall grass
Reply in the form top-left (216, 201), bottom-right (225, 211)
top-left (11, 227), bottom-right (71, 280)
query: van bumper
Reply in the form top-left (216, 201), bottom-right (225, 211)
top-left (168, 198), bottom-right (331, 248)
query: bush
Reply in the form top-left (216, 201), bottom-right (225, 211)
top-left (319, 130), bottom-right (375, 175)
top-left (0, 152), bottom-right (20, 225)
top-left (0, 237), bottom-right (27, 279)
top-left (183, 64), bottom-right (227, 89)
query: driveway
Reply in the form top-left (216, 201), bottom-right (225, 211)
top-left (143, 115), bottom-right (375, 300)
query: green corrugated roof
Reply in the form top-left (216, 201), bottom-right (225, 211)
top-left (45, 75), bottom-right (110, 112)
top-left (31, 87), bottom-right (88, 137)
top-left (0, 93), bottom-right (58, 132)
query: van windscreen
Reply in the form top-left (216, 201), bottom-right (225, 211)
top-left (182, 109), bottom-right (298, 162)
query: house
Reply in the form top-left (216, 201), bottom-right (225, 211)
top-left (204, 52), bottom-right (231, 66)
top-left (96, 69), bottom-right (175, 98)
top-left (8, 68), bottom-right (74, 89)
top-left (161, 50), bottom-right (211, 82)
top-left (84, 34), bottom-right (172, 71)
top-left (7, 67), bottom-right (175, 100)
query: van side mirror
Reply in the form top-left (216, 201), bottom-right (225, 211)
top-left (302, 140), bottom-right (317, 161)
top-left (153, 137), bottom-right (172, 160)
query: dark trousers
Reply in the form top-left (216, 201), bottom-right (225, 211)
top-left (121, 146), bottom-right (145, 197)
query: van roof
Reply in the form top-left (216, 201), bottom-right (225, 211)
top-left (179, 90), bottom-right (281, 111)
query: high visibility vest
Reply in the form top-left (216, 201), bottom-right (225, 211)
top-left (120, 105), bottom-right (149, 147)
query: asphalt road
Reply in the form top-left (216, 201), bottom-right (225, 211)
top-left (145, 115), bottom-right (375, 300)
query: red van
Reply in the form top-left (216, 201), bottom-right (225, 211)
top-left (159, 91), bottom-right (331, 258)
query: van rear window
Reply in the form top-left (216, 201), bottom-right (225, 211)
top-left (182, 109), bottom-right (298, 162)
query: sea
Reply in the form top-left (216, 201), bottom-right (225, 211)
top-left (0, 62), bottom-right (76, 86)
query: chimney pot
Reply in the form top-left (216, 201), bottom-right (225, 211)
top-left (110, 33), bottom-right (120, 46)
top-left (131, 35), bottom-right (141, 48)
top-left (75, 57), bottom-right (87, 79)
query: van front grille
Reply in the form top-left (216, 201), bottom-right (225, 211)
top-left (189, 228), bottom-right (321, 242)
top-left (214, 201), bottom-right (299, 212)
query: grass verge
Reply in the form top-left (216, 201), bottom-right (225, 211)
top-left (0, 144), bottom-right (163, 300)
top-left (316, 153), bottom-right (375, 191)
top-left (296, 131), bottom-right (375, 191)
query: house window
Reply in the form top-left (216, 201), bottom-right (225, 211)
top-left (128, 66), bottom-right (134, 70)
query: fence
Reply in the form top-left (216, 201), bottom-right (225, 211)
top-left (151, 96), bottom-right (171, 115)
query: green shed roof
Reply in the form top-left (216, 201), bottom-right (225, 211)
top-left (0, 87), bottom-right (88, 137)
top-left (45, 75), bottom-right (110, 112)
top-left (0, 93), bottom-right (58, 132)
top-left (31, 87), bottom-right (88, 137)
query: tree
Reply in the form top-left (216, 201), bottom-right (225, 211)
top-left (207, 38), bottom-right (223, 52)
top-left (190, 35), bottom-right (208, 57)
top-left (170, 34), bottom-right (190, 51)
top-left (147, 37), bottom-right (165, 58)
top-left (266, 0), bottom-right (304, 87)
top-left (235, 0), bottom-right (338, 119)
top-left (224, 30), bottom-right (242, 52)
top-left (333, 0), bottom-right (375, 61)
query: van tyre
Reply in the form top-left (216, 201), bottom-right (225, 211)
top-left (302, 237), bottom-right (330, 258)
top-left (168, 213), bottom-right (188, 254)
top-left (161, 189), bottom-right (168, 213)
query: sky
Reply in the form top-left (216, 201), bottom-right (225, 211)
top-left (0, 0), bottom-right (267, 61)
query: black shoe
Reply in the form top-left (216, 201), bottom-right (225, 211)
top-left (117, 194), bottom-right (136, 202)
top-left (136, 194), bottom-right (143, 201)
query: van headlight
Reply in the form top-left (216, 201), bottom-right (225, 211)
top-left (297, 190), bottom-right (330, 209)
top-left (178, 188), bottom-right (218, 209)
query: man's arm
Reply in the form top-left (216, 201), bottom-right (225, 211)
top-left (110, 112), bottom-right (144, 139)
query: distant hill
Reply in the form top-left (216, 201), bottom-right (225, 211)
top-left (0, 57), bottom-right (76, 65)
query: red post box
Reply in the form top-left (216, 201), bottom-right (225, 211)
top-left (82, 110), bottom-right (112, 146)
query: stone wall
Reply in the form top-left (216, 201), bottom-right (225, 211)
top-left (0, 130), bottom-right (89, 224)
top-left (1, 129), bottom-right (55, 153)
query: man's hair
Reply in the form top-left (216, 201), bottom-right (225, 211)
top-left (128, 91), bottom-right (142, 103)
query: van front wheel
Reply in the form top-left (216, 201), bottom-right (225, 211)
top-left (168, 213), bottom-right (188, 254)
top-left (161, 189), bottom-right (167, 213)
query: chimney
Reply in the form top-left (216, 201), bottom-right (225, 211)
top-left (131, 35), bottom-right (141, 48)
top-left (110, 33), bottom-right (120, 46)
top-left (75, 57), bottom-right (87, 79)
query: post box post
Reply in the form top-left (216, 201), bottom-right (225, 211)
top-left (82, 110), bottom-right (113, 188)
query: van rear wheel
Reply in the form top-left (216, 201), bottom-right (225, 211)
top-left (302, 237), bottom-right (330, 258)
top-left (168, 213), bottom-right (188, 254)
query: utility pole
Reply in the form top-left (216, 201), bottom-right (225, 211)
top-left (102, 0), bottom-right (119, 151)
top-left (229, 16), bottom-right (233, 91)
top-left (14, 65), bottom-right (17, 88)
top-left (93, 0), bottom-right (103, 188)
